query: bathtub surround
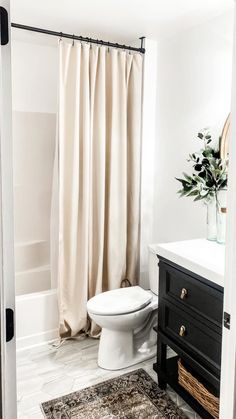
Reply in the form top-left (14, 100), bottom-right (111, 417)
top-left (54, 41), bottom-right (143, 338)
top-left (12, 40), bottom-right (57, 294)
top-left (12, 111), bottom-right (56, 295)
top-left (41, 369), bottom-right (187, 418)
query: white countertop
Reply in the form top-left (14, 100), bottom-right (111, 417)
top-left (149, 239), bottom-right (225, 288)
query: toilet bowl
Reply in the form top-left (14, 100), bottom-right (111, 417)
top-left (87, 286), bottom-right (158, 370)
top-left (87, 246), bottom-right (159, 370)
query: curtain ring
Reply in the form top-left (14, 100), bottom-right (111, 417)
top-left (72, 34), bottom-right (75, 46)
top-left (59, 32), bottom-right (63, 41)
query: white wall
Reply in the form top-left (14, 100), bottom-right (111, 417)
top-left (11, 39), bottom-right (58, 113)
top-left (153, 12), bottom-right (233, 244)
top-left (12, 39), bottom-right (58, 294)
top-left (140, 38), bottom-right (158, 288)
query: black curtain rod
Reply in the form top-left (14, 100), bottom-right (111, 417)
top-left (11, 23), bottom-right (146, 53)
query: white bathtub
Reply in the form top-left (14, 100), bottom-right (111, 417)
top-left (16, 289), bottom-right (59, 350)
top-left (15, 240), bottom-right (59, 350)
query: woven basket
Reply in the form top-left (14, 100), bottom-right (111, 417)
top-left (178, 359), bottom-right (219, 419)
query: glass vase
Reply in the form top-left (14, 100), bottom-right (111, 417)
top-left (206, 196), bottom-right (217, 241)
top-left (216, 189), bottom-right (227, 244)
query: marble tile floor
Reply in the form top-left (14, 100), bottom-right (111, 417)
top-left (17, 337), bottom-right (201, 419)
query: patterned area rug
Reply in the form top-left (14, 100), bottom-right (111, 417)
top-left (41, 369), bottom-right (187, 418)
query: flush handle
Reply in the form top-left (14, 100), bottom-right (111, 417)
top-left (180, 288), bottom-right (188, 299)
top-left (179, 325), bottom-right (186, 337)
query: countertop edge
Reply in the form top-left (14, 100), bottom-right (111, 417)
top-left (154, 243), bottom-right (224, 288)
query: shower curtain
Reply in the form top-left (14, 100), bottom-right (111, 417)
top-left (52, 40), bottom-right (143, 338)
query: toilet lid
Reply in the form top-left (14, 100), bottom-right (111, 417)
top-left (87, 286), bottom-right (152, 316)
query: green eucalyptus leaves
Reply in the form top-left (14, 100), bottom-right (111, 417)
top-left (176, 129), bottom-right (228, 203)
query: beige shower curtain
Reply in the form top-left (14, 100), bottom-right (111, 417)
top-left (56, 40), bottom-right (143, 338)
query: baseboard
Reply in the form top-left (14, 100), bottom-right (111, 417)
top-left (16, 328), bottom-right (59, 351)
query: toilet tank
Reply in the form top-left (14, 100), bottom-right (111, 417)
top-left (148, 244), bottom-right (159, 295)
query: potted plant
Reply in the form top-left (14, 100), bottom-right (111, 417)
top-left (176, 129), bottom-right (228, 241)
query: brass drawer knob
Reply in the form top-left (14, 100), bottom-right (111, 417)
top-left (179, 325), bottom-right (186, 337)
top-left (180, 288), bottom-right (188, 299)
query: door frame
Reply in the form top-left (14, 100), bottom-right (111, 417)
top-left (0, 2), bottom-right (235, 419)
top-left (220, 2), bottom-right (236, 418)
top-left (0, 1), bottom-right (17, 417)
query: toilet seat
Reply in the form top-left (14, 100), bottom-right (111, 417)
top-left (87, 286), bottom-right (152, 316)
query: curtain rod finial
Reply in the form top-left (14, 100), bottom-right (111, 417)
top-left (139, 36), bottom-right (145, 50)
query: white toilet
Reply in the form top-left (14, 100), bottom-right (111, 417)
top-left (87, 245), bottom-right (159, 370)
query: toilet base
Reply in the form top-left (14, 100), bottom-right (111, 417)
top-left (98, 325), bottom-right (157, 370)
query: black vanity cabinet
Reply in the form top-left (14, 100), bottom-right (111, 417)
top-left (154, 256), bottom-right (224, 419)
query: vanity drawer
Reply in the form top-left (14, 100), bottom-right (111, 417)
top-left (159, 300), bottom-right (221, 373)
top-left (159, 260), bottom-right (223, 329)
